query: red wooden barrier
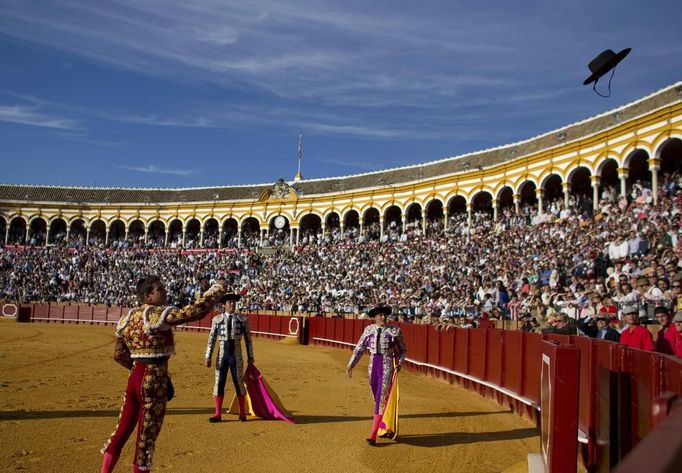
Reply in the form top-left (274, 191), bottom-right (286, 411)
top-left (540, 341), bottom-right (580, 473)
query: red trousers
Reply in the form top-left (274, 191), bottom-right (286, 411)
top-left (102, 361), bottom-right (168, 471)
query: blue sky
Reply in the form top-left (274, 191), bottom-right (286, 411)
top-left (1, 0), bottom-right (681, 188)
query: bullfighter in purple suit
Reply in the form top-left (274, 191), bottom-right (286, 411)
top-left (346, 306), bottom-right (407, 445)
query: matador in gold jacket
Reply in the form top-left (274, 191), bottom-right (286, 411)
top-left (100, 276), bottom-right (226, 473)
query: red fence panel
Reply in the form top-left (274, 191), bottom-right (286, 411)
top-left (453, 328), bottom-right (469, 374)
top-left (353, 319), bottom-right (367, 344)
top-left (48, 305), bottom-right (63, 322)
top-left (63, 306), bottom-right (79, 322)
top-left (469, 329), bottom-right (487, 380)
top-left (486, 330), bottom-right (502, 386)
top-left (502, 330), bottom-right (523, 395)
top-left (411, 324), bottom-right (428, 364)
top-left (427, 327), bottom-right (440, 366)
top-left (625, 350), bottom-right (661, 449)
top-left (662, 355), bottom-right (682, 394)
top-left (522, 332), bottom-right (542, 403)
top-left (324, 317), bottom-right (335, 341)
top-left (33, 304), bottom-right (49, 321)
top-left (439, 330), bottom-right (455, 370)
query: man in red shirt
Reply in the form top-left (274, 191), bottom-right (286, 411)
top-left (619, 307), bottom-right (654, 351)
top-left (654, 307), bottom-right (682, 355)
top-left (673, 311), bottom-right (682, 359)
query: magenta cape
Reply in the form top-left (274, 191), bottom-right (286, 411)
top-left (229, 364), bottom-right (296, 424)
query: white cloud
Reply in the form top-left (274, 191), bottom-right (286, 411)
top-left (117, 114), bottom-right (215, 128)
top-left (116, 164), bottom-right (197, 176)
top-left (0, 104), bottom-right (80, 129)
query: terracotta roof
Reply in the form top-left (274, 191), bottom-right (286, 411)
top-left (1, 81), bottom-right (680, 205)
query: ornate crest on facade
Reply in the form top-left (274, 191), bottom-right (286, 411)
top-left (259, 178), bottom-right (298, 202)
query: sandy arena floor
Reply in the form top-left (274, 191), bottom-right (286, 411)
top-left (0, 319), bottom-right (539, 472)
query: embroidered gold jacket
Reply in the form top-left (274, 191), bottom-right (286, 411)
top-left (113, 283), bottom-right (225, 369)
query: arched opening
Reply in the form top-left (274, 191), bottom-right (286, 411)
top-left (240, 217), bottom-right (260, 248)
top-left (203, 218), bottom-right (219, 248)
top-left (658, 138), bottom-right (682, 197)
top-left (89, 220), bottom-right (106, 246)
top-left (471, 192), bottom-right (493, 221)
top-left (108, 220), bottom-right (126, 248)
top-left (168, 219), bottom-right (183, 248)
top-left (48, 218), bottom-right (67, 245)
top-left (542, 174), bottom-right (564, 211)
top-left (626, 149), bottom-right (650, 199)
top-left (0, 217), bottom-right (6, 245)
top-left (518, 181), bottom-right (538, 207)
top-left (405, 203), bottom-right (422, 237)
top-left (267, 215), bottom-right (290, 247)
top-left (299, 213), bottom-right (322, 246)
top-left (343, 210), bottom-right (360, 240)
top-left (185, 218), bottom-right (201, 249)
top-left (148, 220), bottom-right (166, 248)
top-left (222, 218), bottom-right (239, 248)
top-left (69, 219), bottom-right (86, 247)
top-left (425, 199), bottom-right (444, 237)
top-left (497, 187), bottom-right (514, 223)
top-left (596, 158), bottom-right (619, 202)
top-left (128, 220), bottom-right (145, 248)
top-left (9, 217), bottom-right (27, 245)
top-left (447, 195), bottom-right (467, 229)
top-left (28, 217), bottom-right (47, 246)
top-left (383, 205), bottom-right (402, 241)
top-left (363, 208), bottom-right (380, 240)
top-left (325, 212), bottom-right (341, 241)
top-left (567, 167), bottom-right (593, 216)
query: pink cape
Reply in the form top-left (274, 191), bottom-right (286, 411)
top-left (229, 364), bottom-right (296, 424)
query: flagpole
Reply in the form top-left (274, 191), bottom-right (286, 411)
top-left (295, 132), bottom-right (303, 181)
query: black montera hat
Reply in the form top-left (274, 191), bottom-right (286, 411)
top-left (220, 293), bottom-right (241, 303)
top-left (583, 48), bottom-right (631, 85)
top-left (368, 306), bottom-right (392, 317)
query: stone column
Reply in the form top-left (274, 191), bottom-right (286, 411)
top-left (443, 209), bottom-right (449, 230)
top-left (618, 167), bottom-right (629, 198)
top-left (591, 175), bottom-right (601, 210)
top-left (513, 193), bottom-right (521, 214)
top-left (359, 218), bottom-right (364, 237)
top-left (648, 157), bottom-right (660, 204)
top-left (466, 202), bottom-right (472, 227)
top-left (379, 218), bottom-right (384, 239)
top-left (105, 226), bottom-right (109, 246)
top-left (401, 213), bottom-right (407, 234)
top-left (536, 188), bottom-right (544, 215)
top-left (164, 228), bottom-right (169, 247)
top-left (492, 199), bottom-right (499, 221)
top-left (562, 181), bottom-right (571, 209)
top-left (45, 226), bottom-right (50, 246)
top-left (237, 227), bottom-right (242, 248)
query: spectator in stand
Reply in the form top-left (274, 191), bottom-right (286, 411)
top-left (619, 307), bottom-right (654, 351)
top-left (673, 311), bottom-right (682, 359)
top-left (654, 307), bottom-right (682, 356)
top-left (578, 311), bottom-right (620, 342)
top-left (541, 313), bottom-right (576, 336)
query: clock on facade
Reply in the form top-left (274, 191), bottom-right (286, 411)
top-left (274, 216), bottom-right (287, 229)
